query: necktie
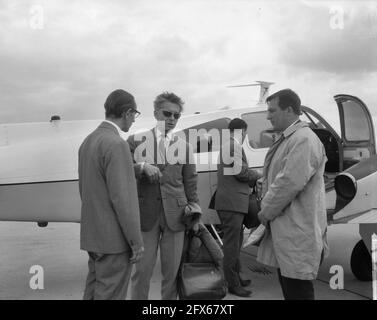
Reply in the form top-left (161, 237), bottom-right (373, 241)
top-left (158, 136), bottom-right (166, 164)
top-left (262, 133), bottom-right (284, 181)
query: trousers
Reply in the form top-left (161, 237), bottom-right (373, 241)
top-left (83, 251), bottom-right (132, 300)
top-left (277, 269), bottom-right (315, 300)
top-left (131, 204), bottom-right (185, 300)
top-left (217, 210), bottom-right (245, 288)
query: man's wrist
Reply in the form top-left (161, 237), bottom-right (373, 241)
top-left (139, 162), bottom-right (146, 172)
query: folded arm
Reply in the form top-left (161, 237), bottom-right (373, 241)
top-left (258, 136), bottom-right (318, 223)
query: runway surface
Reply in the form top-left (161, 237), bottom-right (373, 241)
top-left (0, 222), bottom-right (372, 300)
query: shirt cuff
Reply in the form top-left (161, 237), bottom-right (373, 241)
top-left (139, 162), bottom-right (145, 172)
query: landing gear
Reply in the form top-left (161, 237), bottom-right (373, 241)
top-left (37, 222), bottom-right (48, 227)
top-left (350, 240), bottom-right (372, 281)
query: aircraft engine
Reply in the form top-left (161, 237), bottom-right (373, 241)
top-left (333, 154), bottom-right (377, 222)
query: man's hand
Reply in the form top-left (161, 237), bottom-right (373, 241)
top-left (130, 245), bottom-right (144, 264)
top-left (191, 222), bottom-right (200, 234)
top-left (143, 163), bottom-right (162, 183)
top-left (258, 211), bottom-right (269, 226)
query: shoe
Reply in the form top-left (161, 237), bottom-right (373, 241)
top-left (228, 286), bottom-right (252, 297)
top-left (240, 278), bottom-right (252, 287)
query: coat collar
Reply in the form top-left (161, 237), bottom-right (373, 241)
top-left (99, 121), bottom-right (122, 135)
top-left (282, 120), bottom-right (308, 139)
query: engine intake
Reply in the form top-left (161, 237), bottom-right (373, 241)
top-left (335, 172), bottom-right (357, 200)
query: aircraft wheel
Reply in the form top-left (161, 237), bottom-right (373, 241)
top-left (350, 240), bottom-right (372, 281)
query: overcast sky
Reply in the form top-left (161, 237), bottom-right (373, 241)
top-left (1, 0), bottom-right (377, 129)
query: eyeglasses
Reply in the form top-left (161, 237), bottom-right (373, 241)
top-left (124, 107), bottom-right (141, 119)
top-left (131, 108), bottom-right (141, 119)
top-left (162, 110), bottom-right (181, 120)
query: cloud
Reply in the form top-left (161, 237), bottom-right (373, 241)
top-left (0, 0), bottom-right (376, 124)
top-left (276, 1), bottom-right (377, 74)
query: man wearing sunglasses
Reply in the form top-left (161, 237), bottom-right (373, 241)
top-left (128, 92), bottom-right (200, 300)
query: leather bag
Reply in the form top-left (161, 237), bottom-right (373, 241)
top-left (178, 262), bottom-right (227, 300)
top-left (178, 229), bottom-right (227, 300)
top-left (209, 189), bottom-right (261, 229)
top-left (243, 192), bottom-right (261, 229)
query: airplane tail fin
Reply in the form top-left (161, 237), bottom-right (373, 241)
top-left (227, 81), bottom-right (274, 105)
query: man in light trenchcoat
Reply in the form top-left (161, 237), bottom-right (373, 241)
top-left (257, 89), bottom-right (329, 300)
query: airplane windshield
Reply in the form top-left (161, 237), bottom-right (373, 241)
top-left (241, 111), bottom-right (277, 149)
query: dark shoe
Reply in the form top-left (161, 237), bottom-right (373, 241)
top-left (229, 286), bottom-right (252, 297)
top-left (240, 278), bottom-right (252, 287)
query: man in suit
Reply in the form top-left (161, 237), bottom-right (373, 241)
top-left (78, 89), bottom-right (144, 300)
top-left (128, 92), bottom-right (200, 300)
top-left (215, 118), bottom-right (261, 297)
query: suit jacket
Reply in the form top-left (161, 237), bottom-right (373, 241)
top-left (127, 129), bottom-right (199, 232)
top-left (215, 137), bottom-right (259, 214)
top-left (78, 121), bottom-right (143, 254)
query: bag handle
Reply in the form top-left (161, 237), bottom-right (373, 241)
top-left (181, 230), bottom-right (196, 263)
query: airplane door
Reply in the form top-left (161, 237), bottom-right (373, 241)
top-left (300, 106), bottom-right (343, 173)
top-left (334, 94), bottom-right (376, 170)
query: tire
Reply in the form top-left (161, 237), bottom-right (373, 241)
top-left (350, 240), bottom-right (372, 281)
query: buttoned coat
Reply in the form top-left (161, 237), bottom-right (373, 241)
top-left (127, 129), bottom-right (199, 232)
top-left (257, 122), bottom-right (329, 280)
top-left (79, 121), bottom-right (143, 254)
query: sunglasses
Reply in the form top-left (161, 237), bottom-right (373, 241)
top-left (162, 110), bottom-right (181, 120)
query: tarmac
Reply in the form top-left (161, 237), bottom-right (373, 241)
top-left (0, 222), bottom-right (373, 300)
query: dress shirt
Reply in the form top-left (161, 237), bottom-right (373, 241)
top-left (103, 120), bottom-right (123, 136)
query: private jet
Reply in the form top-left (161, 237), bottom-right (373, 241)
top-left (0, 82), bottom-right (376, 281)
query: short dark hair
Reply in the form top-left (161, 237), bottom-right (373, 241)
top-left (228, 118), bottom-right (248, 131)
top-left (104, 89), bottom-right (136, 118)
top-left (154, 92), bottom-right (184, 112)
top-left (266, 89), bottom-right (302, 115)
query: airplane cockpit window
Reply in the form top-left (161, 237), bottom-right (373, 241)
top-left (241, 111), bottom-right (278, 149)
top-left (342, 100), bottom-right (370, 141)
top-left (181, 118), bottom-right (231, 153)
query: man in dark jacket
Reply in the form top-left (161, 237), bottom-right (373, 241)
top-left (215, 118), bottom-right (261, 297)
